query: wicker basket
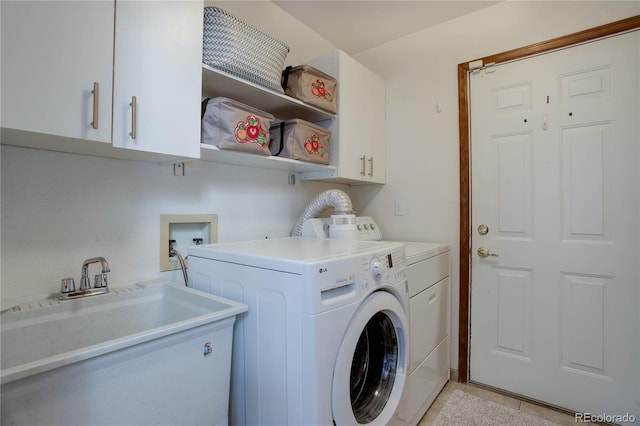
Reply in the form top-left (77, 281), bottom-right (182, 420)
top-left (203, 7), bottom-right (290, 94)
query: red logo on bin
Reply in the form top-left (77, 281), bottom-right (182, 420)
top-left (305, 133), bottom-right (325, 157)
top-left (311, 79), bottom-right (333, 103)
top-left (235, 116), bottom-right (267, 146)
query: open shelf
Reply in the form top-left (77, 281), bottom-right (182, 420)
top-left (200, 64), bottom-right (336, 174)
top-left (202, 64), bottom-right (335, 123)
top-left (200, 144), bottom-right (336, 174)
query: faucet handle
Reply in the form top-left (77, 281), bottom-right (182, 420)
top-left (94, 273), bottom-right (108, 288)
top-left (60, 278), bottom-right (76, 293)
top-left (79, 275), bottom-right (91, 290)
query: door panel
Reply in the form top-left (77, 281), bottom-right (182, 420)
top-left (470, 31), bottom-right (639, 419)
top-left (496, 133), bottom-right (532, 236)
top-left (562, 123), bottom-right (612, 240)
top-left (561, 273), bottom-right (608, 374)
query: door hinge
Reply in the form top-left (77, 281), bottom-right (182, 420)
top-left (468, 59), bottom-right (483, 72)
top-left (468, 60), bottom-right (496, 75)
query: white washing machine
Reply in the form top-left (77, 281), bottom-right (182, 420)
top-left (302, 217), bottom-right (451, 425)
top-left (187, 237), bottom-right (409, 425)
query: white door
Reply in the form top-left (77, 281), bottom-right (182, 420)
top-left (470, 31), bottom-right (639, 419)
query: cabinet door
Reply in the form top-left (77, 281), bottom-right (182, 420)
top-left (1, 1), bottom-right (114, 143)
top-left (364, 79), bottom-right (386, 184)
top-left (337, 51), bottom-right (386, 183)
top-left (112, 1), bottom-right (202, 158)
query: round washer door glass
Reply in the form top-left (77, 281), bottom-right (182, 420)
top-left (350, 311), bottom-right (398, 423)
top-left (332, 291), bottom-right (408, 425)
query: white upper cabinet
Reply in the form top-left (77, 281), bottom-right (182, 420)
top-left (301, 50), bottom-right (386, 184)
top-left (112, 1), bottom-right (202, 158)
top-left (1, 1), bottom-right (114, 143)
top-left (1, 0), bottom-right (202, 160)
top-left (1, 4), bottom-right (384, 176)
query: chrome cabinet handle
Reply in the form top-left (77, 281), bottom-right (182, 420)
top-left (477, 247), bottom-right (499, 258)
top-left (130, 96), bottom-right (137, 139)
top-left (360, 155), bottom-right (366, 176)
top-left (368, 157), bottom-right (374, 176)
top-left (91, 82), bottom-right (99, 130)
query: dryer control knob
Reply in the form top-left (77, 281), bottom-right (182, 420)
top-left (371, 258), bottom-right (383, 280)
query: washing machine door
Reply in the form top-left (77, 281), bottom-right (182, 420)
top-left (332, 291), bottom-right (408, 425)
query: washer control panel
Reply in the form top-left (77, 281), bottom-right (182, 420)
top-left (359, 248), bottom-right (406, 291)
top-left (371, 257), bottom-right (383, 280)
top-left (310, 243), bottom-right (407, 314)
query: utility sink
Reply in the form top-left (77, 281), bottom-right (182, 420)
top-left (1, 281), bottom-right (247, 426)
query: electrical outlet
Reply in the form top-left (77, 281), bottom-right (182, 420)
top-left (394, 200), bottom-right (406, 216)
top-left (160, 214), bottom-right (218, 271)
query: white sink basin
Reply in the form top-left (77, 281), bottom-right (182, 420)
top-left (1, 281), bottom-right (247, 425)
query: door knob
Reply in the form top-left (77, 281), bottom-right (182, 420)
top-left (477, 247), bottom-right (499, 258)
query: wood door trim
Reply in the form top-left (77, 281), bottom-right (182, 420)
top-left (457, 15), bottom-right (640, 383)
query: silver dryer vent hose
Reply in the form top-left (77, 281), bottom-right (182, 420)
top-left (290, 189), bottom-right (353, 236)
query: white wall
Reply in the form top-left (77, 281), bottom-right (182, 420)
top-left (350, 1), bottom-right (640, 369)
top-left (0, 146), bottom-right (348, 306)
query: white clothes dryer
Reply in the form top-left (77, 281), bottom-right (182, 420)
top-left (187, 237), bottom-right (409, 425)
top-left (395, 242), bottom-right (451, 426)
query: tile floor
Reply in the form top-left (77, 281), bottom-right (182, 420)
top-left (418, 380), bottom-right (593, 425)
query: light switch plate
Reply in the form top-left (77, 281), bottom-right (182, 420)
top-left (160, 214), bottom-right (218, 271)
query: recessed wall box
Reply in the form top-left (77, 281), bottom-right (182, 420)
top-left (160, 214), bottom-right (218, 271)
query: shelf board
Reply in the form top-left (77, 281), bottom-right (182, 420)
top-left (202, 64), bottom-right (335, 123)
top-left (200, 144), bottom-right (336, 174)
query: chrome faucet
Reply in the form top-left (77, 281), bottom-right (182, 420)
top-left (80, 257), bottom-right (111, 290)
top-left (59, 257), bottom-right (111, 300)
